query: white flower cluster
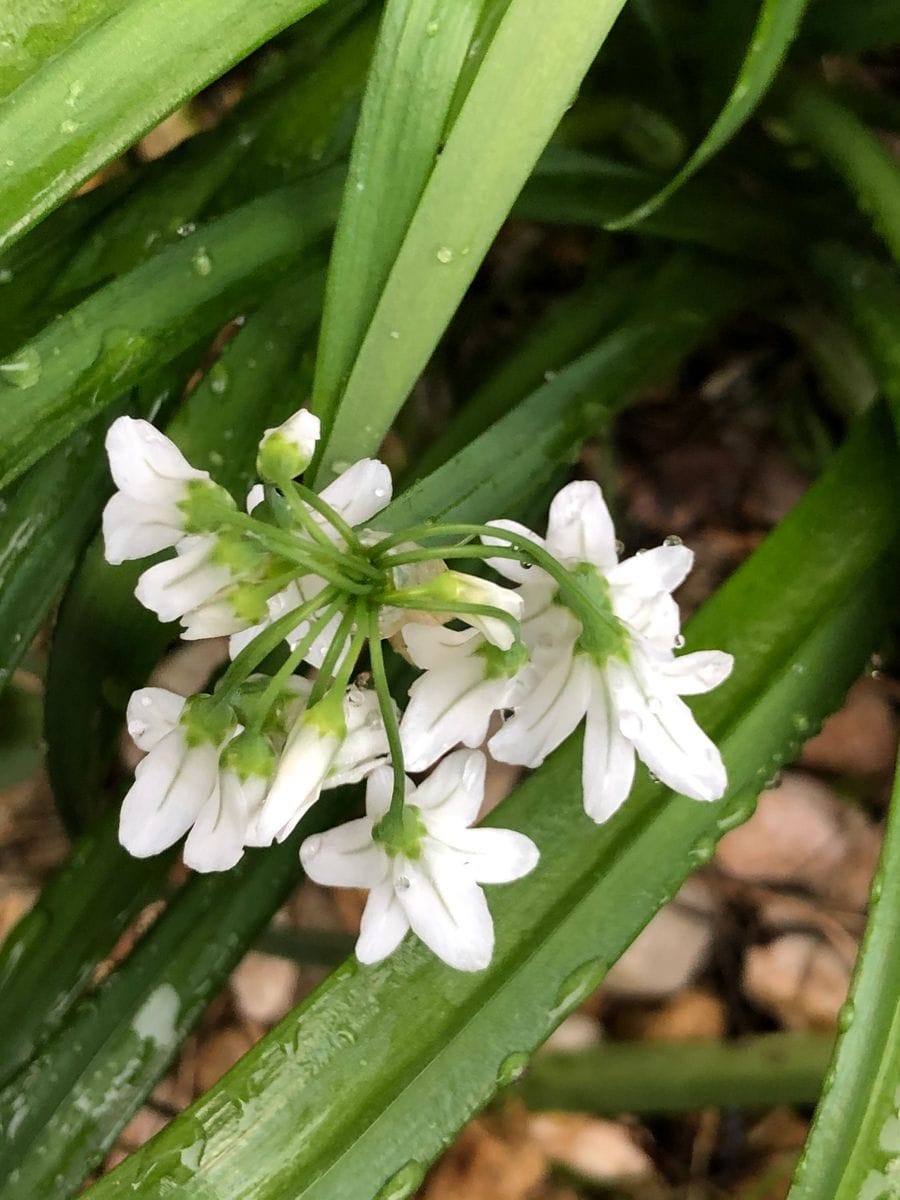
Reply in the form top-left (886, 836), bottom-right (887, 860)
top-left (104, 407), bottom-right (732, 972)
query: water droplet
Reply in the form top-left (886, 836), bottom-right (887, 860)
top-left (355, 180), bottom-right (365, 193)
top-left (674, 633), bottom-right (686, 649)
top-left (374, 1161), bottom-right (426, 1200)
top-left (688, 836), bottom-right (715, 867)
top-left (191, 248), bottom-right (212, 276)
top-left (59, 118), bottom-right (78, 134)
top-left (614, 539), bottom-right (624, 555)
top-left (837, 999), bottom-right (855, 1033)
top-left (66, 80), bottom-right (84, 107)
top-left (0, 267), bottom-right (13, 284)
top-left (176, 222), bottom-right (196, 237)
top-left (791, 712), bottom-right (810, 734)
top-left (496, 1051), bottom-right (530, 1087)
top-left (618, 712), bottom-right (642, 739)
top-left (374, 487), bottom-right (387, 499)
top-left (436, 246), bottom-right (453, 264)
top-left (552, 959), bottom-right (606, 1019)
top-left (396, 875), bottom-right (411, 892)
top-left (664, 534), bottom-right (683, 547)
top-left (543, 369), bottom-right (557, 382)
top-left (208, 362), bottom-right (229, 394)
top-left (388, 330), bottom-right (400, 340)
top-left (0, 346), bottom-right (42, 388)
top-left (426, 19), bottom-right (440, 35)
top-left (304, 835), bottom-right (322, 858)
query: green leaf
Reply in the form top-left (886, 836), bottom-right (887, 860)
top-left (44, 269), bottom-right (325, 830)
top-left (310, 0), bottom-right (630, 484)
top-left (0, 423), bottom-right (109, 695)
top-left (523, 1031), bottom-right (833, 1115)
top-left (81, 407), bottom-right (900, 1200)
top-left (782, 78), bottom-right (900, 265)
top-left (0, 679), bottom-right (44, 790)
top-left (603, 0), bottom-right (810, 229)
top-left (517, 148), bottom-right (788, 261)
top-left (0, 810), bottom-right (171, 1088)
top-left (0, 178), bottom-right (339, 492)
top-left (58, 10), bottom-right (377, 296)
top-left (0, 794), bottom-right (347, 1200)
top-left (801, 0), bottom-right (900, 53)
top-left (807, 243), bottom-right (900, 441)
top-left (0, 0), bottom-right (330, 251)
top-left (788, 761), bottom-right (900, 1198)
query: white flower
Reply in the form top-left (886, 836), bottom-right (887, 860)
top-left (230, 457), bottom-right (393, 663)
top-left (398, 624), bottom-right (530, 771)
top-left (248, 684), bottom-right (389, 846)
top-left (257, 407), bottom-right (321, 481)
top-left (119, 688), bottom-right (238, 861)
top-left (485, 482), bottom-right (734, 823)
top-left (300, 750), bottom-right (539, 971)
top-left (102, 417), bottom-right (213, 565)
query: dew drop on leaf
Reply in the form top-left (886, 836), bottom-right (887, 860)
top-left (0, 346), bottom-right (42, 388)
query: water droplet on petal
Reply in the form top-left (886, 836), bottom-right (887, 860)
top-left (663, 534), bottom-right (683, 547)
top-left (304, 835), bottom-right (322, 859)
top-left (396, 875), bottom-right (411, 892)
top-left (374, 487), bottom-right (387, 498)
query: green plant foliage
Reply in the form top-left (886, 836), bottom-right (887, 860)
top-left (80, 410), bottom-right (899, 1199)
top-left (0, 0), bottom-right (330, 250)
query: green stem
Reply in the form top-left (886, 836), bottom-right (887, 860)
top-left (292, 480), bottom-right (367, 553)
top-left (366, 606), bottom-right (406, 817)
top-left (375, 522), bottom-right (617, 636)
top-left (250, 601), bottom-right (341, 730)
top-left (377, 593), bottom-right (522, 645)
top-left (216, 508), bottom-right (373, 595)
top-left (307, 604), bottom-right (359, 707)
top-left (380, 544), bottom-right (524, 568)
top-left (215, 587), bottom-right (339, 700)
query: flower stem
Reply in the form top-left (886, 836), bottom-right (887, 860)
top-left (215, 586), bottom-right (340, 700)
top-left (377, 592), bottom-right (522, 645)
top-left (250, 601), bottom-right (341, 729)
top-left (307, 604), bottom-right (359, 707)
top-left (292, 480), bottom-right (367, 554)
top-left (366, 605), bottom-right (406, 817)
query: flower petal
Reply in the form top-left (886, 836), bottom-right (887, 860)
top-left (319, 458), bottom-right (392, 528)
top-left (415, 748), bottom-right (485, 830)
top-left (581, 678), bottom-right (636, 823)
top-left (608, 543), bottom-right (694, 597)
top-left (397, 855), bottom-right (494, 971)
top-left (356, 880), bottom-right (409, 964)
top-left (252, 725), bottom-right (338, 845)
top-left (482, 519), bottom-right (548, 584)
top-left (659, 650), bottom-right (734, 695)
top-left (328, 685), bottom-right (390, 786)
top-left (105, 416), bottom-right (206, 497)
top-left (134, 537), bottom-right (229, 623)
top-left (364, 766), bottom-right (407, 820)
top-left (489, 647), bottom-right (591, 768)
top-left (182, 771), bottom-right (250, 873)
top-left (126, 687), bottom-right (186, 751)
top-left (118, 733), bottom-right (217, 857)
top-left (400, 655), bottom-right (508, 772)
top-left (402, 624), bottom-right (481, 670)
top-left (442, 827), bottom-right (539, 884)
top-left (300, 818), bottom-right (387, 888)
top-left (102, 491), bottom-right (184, 564)
top-left (545, 480), bottom-right (618, 570)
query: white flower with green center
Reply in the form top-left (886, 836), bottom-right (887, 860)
top-left (102, 416), bottom-right (232, 565)
top-left (484, 481), bottom-right (734, 822)
top-left (247, 683), bottom-right (391, 847)
top-left (299, 750), bottom-right (539, 971)
top-left (398, 624), bottom-right (531, 771)
top-left (119, 688), bottom-right (239, 863)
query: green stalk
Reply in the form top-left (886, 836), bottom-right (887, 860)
top-left (367, 606), bottom-right (406, 817)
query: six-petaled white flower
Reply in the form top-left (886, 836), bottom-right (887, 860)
top-left (484, 481), bottom-right (733, 822)
top-left (299, 750), bottom-right (539, 971)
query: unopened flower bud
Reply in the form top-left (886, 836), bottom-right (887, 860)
top-left (257, 408), bottom-right (321, 482)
